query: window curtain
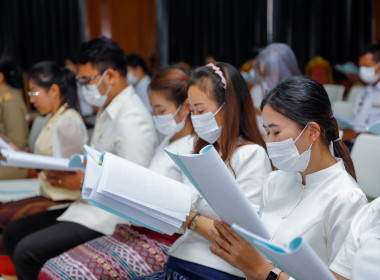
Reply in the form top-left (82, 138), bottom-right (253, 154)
top-left (0, 0), bottom-right (85, 72)
top-left (272, 0), bottom-right (373, 72)
top-left (166, 0), bottom-right (267, 68)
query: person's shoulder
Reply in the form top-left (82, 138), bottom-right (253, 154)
top-left (62, 107), bottom-right (83, 121)
top-left (0, 86), bottom-right (22, 103)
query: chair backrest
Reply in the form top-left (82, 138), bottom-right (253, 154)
top-left (347, 85), bottom-right (365, 103)
top-left (351, 134), bottom-right (380, 199)
top-left (324, 84), bottom-right (345, 103)
top-left (332, 100), bottom-right (355, 130)
top-left (305, 56), bottom-right (334, 85)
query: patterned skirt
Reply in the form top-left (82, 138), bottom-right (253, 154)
top-left (39, 224), bottom-right (181, 280)
top-left (0, 196), bottom-right (61, 253)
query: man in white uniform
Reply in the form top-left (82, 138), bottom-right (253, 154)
top-left (352, 43), bottom-right (380, 132)
top-left (3, 36), bottom-right (158, 280)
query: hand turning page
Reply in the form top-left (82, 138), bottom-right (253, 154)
top-left (232, 224), bottom-right (336, 280)
top-left (165, 145), bottom-right (270, 239)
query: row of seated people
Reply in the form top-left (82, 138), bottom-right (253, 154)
top-left (0, 37), bottom-right (378, 280)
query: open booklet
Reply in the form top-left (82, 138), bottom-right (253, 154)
top-left (335, 113), bottom-right (380, 134)
top-left (0, 149), bottom-right (84, 171)
top-left (82, 148), bottom-right (192, 235)
top-left (232, 224), bottom-right (335, 280)
top-left (0, 136), bottom-right (15, 151)
top-left (165, 145), bottom-right (270, 239)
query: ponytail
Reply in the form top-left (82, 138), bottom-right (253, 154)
top-left (61, 67), bottom-right (80, 113)
top-left (328, 118), bottom-right (356, 180)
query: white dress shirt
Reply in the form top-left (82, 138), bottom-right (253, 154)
top-left (260, 159), bottom-right (367, 266)
top-left (149, 134), bottom-right (194, 182)
top-left (330, 197), bottom-right (380, 279)
top-left (57, 86), bottom-right (158, 235)
top-left (169, 143), bottom-right (272, 277)
top-left (352, 81), bottom-right (380, 132)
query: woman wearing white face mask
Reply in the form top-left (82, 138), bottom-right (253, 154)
top-left (208, 76), bottom-right (367, 280)
top-left (38, 67), bottom-right (196, 279)
top-left (134, 62), bottom-right (272, 280)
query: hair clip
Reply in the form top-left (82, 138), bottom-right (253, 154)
top-left (333, 138), bottom-right (340, 143)
top-left (206, 63), bottom-right (227, 89)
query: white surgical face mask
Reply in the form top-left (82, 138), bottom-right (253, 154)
top-left (127, 71), bottom-right (139, 86)
top-left (153, 104), bottom-right (187, 135)
top-left (191, 103), bottom-right (224, 144)
top-left (81, 71), bottom-right (112, 108)
top-left (266, 124), bottom-right (313, 172)
top-left (359, 64), bottom-right (380, 84)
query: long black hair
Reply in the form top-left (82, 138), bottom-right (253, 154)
top-left (0, 56), bottom-right (23, 89)
top-left (261, 75), bottom-right (356, 180)
top-left (29, 61), bottom-right (80, 112)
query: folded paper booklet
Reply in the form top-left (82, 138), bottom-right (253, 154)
top-left (85, 151), bottom-right (192, 235)
top-left (0, 136), bottom-right (15, 151)
top-left (0, 149), bottom-right (83, 171)
top-left (232, 224), bottom-right (335, 280)
top-left (165, 145), bottom-right (270, 239)
top-left (80, 145), bottom-right (102, 200)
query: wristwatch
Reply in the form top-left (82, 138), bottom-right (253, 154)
top-left (189, 213), bottom-right (201, 232)
top-left (266, 267), bottom-right (282, 280)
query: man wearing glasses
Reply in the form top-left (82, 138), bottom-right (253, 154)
top-left (4, 36), bottom-right (158, 279)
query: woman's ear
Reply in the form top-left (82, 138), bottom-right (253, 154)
top-left (181, 98), bottom-right (190, 113)
top-left (49, 84), bottom-right (60, 100)
top-left (308, 121), bottom-right (321, 143)
top-left (178, 98), bottom-right (190, 120)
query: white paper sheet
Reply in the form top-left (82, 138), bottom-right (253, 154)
top-left (86, 152), bottom-right (191, 235)
top-left (80, 145), bottom-right (102, 200)
top-left (0, 137), bottom-right (15, 151)
top-left (232, 224), bottom-right (336, 280)
top-left (0, 149), bottom-right (80, 171)
top-left (165, 145), bottom-right (270, 239)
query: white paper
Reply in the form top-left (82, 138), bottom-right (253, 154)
top-left (80, 145), bottom-right (102, 200)
top-left (165, 145), bottom-right (270, 239)
top-left (0, 149), bottom-right (79, 171)
top-left (86, 152), bottom-right (191, 235)
top-left (0, 178), bottom-right (40, 203)
top-left (0, 137), bottom-right (15, 151)
top-left (232, 224), bottom-right (335, 280)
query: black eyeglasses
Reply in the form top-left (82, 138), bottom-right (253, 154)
top-left (76, 71), bottom-right (105, 86)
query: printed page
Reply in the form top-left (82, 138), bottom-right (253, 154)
top-left (0, 137), bottom-right (15, 151)
top-left (232, 224), bottom-right (335, 280)
top-left (87, 152), bottom-right (191, 234)
top-left (81, 145), bottom-right (103, 200)
top-left (166, 145), bottom-right (270, 239)
top-left (0, 149), bottom-right (78, 171)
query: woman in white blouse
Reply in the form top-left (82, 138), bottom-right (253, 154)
top-left (0, 61), bottom-right (87, 238)
top-left (330, 197), bottom-right (380, 280)
top-left (208, 76), bottom-right (367, 280)
top-left (37, 66), bottom-right (196, 279)
top-left (134, 62), bottom-right (272, 280)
